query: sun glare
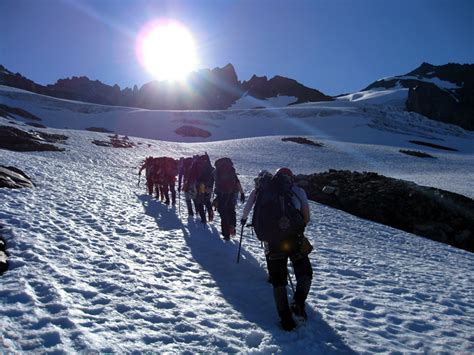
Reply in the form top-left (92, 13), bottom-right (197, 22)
top-left (137, 20), bottom-right (198, 81)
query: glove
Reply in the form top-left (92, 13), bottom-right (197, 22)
top-left (240, 192), bottom-right (245, 203)
top-left (240, 218), bottom-right (247, 226)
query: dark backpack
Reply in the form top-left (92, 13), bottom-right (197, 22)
top-left (188, 154), bottom-right (212, 185)
top-left (163, 157), bottom-right (178, 177)
top-left (214, 157), bottom-right (238, 194)
top-left (252, 173), bottom-right (306, 243)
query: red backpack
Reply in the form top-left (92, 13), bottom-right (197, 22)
top-left (214, 157), bottom-right (238, 193)
top-left (163, 157), bottom-right (178, 177)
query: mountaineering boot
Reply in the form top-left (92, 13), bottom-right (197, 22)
top-left (186, 200), bottom-right (194, 217)
top-left (290, 300), bottom-right (307, 321)
top-left (197, 205), bottom-right (206, 224)
top-left (292, 275), bottom-right (311, 321)
top-left (273, 286), bottom-right (296, 331)
top-left (279, 309), bottom-right (297, 331)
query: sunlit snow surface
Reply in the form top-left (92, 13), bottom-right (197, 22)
top-left (1, 87), bottom-right (474, 352)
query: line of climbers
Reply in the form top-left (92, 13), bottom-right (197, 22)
top-left (139, 156), bottom-right (314, 332)
top-left (138, 153), bottom-right (245, 240)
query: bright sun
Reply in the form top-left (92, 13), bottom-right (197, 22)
top-left (137, 20), bottom-right (198, 81)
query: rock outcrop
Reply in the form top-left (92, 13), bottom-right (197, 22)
top-left (296, 170), bottom-right (474, 252)
top-left (364, 62), bottom-right (474, 131)
top-left (0, 104), bottom-right (41, 121)
top-left (242, 75), bottom-right (333, 104)
top-left (0, 231), bottom-right (7, 275)
top-left (0, 166), bottom-right (33, 189)
top-left (0, 126), bottom-right (66, 152)
top-left (92, 134), bottom-right (136, 148)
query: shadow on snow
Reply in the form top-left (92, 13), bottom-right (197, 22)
top-left (137, 194), bottom-right (354, 353)
top-left (137, 193), bottom-right (182, 231)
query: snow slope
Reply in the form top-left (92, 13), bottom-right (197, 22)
top-left (1, 87), bottom-right (474, 352)
top-left (337, 88), bottom-right (409, 108)
top-left (2, 85), bottom-right (471, 150)
top-left (229, 93), bottom-right (298, 109)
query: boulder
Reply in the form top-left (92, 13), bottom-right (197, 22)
top-left (296, 170), bottom-right (474, 252)
top-left (0, 166), bottom-right (34, 188)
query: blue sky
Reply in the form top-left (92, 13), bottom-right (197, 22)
top-left (1, 0), bottom-right (473, 95)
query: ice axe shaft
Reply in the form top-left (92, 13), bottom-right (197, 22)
top-left (236, 224), bottom-right (245, 263)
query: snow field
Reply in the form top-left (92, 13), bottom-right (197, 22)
top-left (1, 85), bottom-right (474, 352)
top-left (0, 125), bottom-right (473, 352)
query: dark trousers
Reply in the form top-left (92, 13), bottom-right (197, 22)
top-left (216, 193), bottom-right (236, 237)
top-left (146, 178), bottom-right (153, 195)
top-left (267, 253), bottom-right (313, 305)
top-left (185, 198), bottom-right (195, 216)
top-left (161, 182), bottom-right (176, 205)
top-left (196, 192), bottom-right (213, 223)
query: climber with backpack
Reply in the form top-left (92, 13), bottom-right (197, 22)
top-left (153, 157), bottom-right (178, 205)
top-left (138, 156), bottom-right (155, 195)
top-left (187, 153), bottom-right (215, 223)
top-left (178, 156), bottom-right (197, 217)
top-left (241, 168), bottom-right (313, 331)
top-left (213, 157), bottom-right (245, 240)
top-left (163, 157), bottom-right (179, 205)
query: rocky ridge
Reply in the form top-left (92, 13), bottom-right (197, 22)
top-left (0, 63), bottom-right (331, 110)
top-left (296, 170), bottom-right (474, 252)
top-left (364, 62), bottom-right (474, 130)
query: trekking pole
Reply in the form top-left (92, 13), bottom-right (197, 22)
top-left (236, 224), bottom-right (245, 264)
top-left (178, 191), bottom-right (181, 216)
top-left (288, 267), bottom-right (295, 294)
top-left (137, 173), bottom-right (141, 187)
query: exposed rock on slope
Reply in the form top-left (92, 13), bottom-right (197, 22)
top-left (0, 231), bottom-right (7, 275)
top-left (0, 103), bottom-right (41, 121)
top-left (0, 166), bottom-right (33, 189)
top-left (296, 170), bottom-right (474, 252)
top-left (0, 126), bottom-right (66, 152)
top-left (92, 134), bottom-right (136, 148)
top-left (282, 137), bottom-right (323, 147)
top-left (242, 75), bottom-right (333, 104)
top-left (175, 125), bottom-right (211, 138)
top-left (364, 63), bottom-right (474, 130)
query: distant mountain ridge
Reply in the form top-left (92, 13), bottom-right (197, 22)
top-left (0, 63), bottom-right (332, 110)
top-left (364, 62), bottom-right (474, 130)
top-left (2, 62), bottom-right (473, 130)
